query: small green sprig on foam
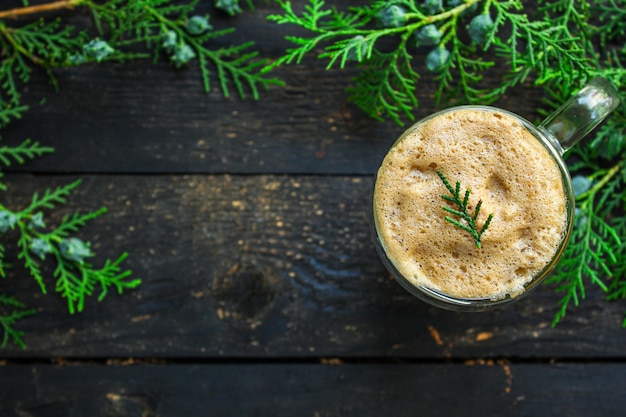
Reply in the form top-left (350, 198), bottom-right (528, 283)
top-left (437, 170), bottom-right (493, 249)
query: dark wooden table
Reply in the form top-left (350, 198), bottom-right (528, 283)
top-left (1, 2), bottom-right (625, 416)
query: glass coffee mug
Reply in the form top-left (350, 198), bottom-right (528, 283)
top-left (372, 77), bottom-right (620, 311)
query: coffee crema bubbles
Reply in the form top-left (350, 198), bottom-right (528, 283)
top-left (373, 108), bottom-right (568, 300)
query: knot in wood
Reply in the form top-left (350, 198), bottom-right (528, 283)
top-left (213, 264), bottom-right (278, 323)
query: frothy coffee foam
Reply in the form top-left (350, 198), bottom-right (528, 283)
top-left (374, 108), bottom-right (568, 300)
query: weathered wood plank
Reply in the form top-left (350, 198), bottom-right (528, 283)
top-left (1, 363), bottom-right (624, 417)
top-left (2, 1), bottom-right (548, 175)
top-left (8, 59), bottom-right (395, 175)
top-left (1, 174), bottom-right (623, 358)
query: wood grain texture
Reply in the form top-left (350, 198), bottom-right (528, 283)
top-left (1, 0), bottom-right (624, 414)
top-left (1, 175), bottom-right (623, 358)
top-left (1, 363), bottom-right (624, 417)
top-left (1, 1), bottom-right (549, 175)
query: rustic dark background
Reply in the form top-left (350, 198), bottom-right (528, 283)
top-left (1, 1), bottom-right (625, 416)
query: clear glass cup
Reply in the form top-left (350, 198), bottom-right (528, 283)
top-left (372, 77), bottom-right (621, 311)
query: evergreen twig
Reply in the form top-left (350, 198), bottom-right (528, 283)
top-left (0, 0), bottom-right (281, 349)
top-left (437, 170), bottom-right (494, 249)
top-left (267, 0), bottom-right (626, 326)
top-left (0, 294), bottom-right (36, 349)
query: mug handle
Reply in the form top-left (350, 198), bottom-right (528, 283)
top-left (538, 76), bottom-right (621, 155)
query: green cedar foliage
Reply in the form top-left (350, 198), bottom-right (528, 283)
top-left (0, 294), bottom-right (35, 349)
top-left (0, 0), bottom-right (283, 349)
top-left (0, 0), bottom-right (623, 337)
top-left (264, 0), bottom-right (611, 124)
top-left (80, 0), bottom-right (283, 98)
top-left (0, 0), bottom-right (283, 122)
top-left (266, 0), bottom-right (626, 326)
top-left (0, 131), bottom-right (141, 348)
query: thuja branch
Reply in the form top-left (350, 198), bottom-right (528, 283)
top-left (0, 0), bottom-right (282, 348)
top-left (0, 0), bottom-right (282, 108)
top-left (0, 294), bottom-right (36, 349)
top-left (0, 0), bottom-right (83, 20)
top-left (437, 170), bottom-right (494, 249)
top-left (577, 160), bottom-right (623, 202)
